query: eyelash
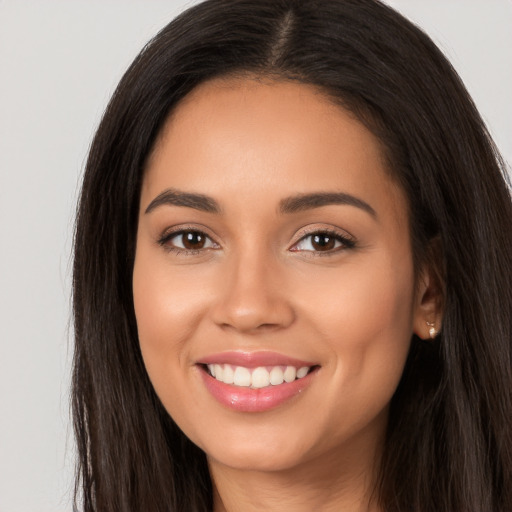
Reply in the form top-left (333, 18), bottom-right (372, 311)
top-left (157, 228), bottom-right (219, 255)
top-left (290, 228), bottom-right (356, 256)
top-left (157, 227), bottom-right (356, 256)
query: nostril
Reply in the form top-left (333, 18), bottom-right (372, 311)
top-left (208, 269), bottom-right (297, 333)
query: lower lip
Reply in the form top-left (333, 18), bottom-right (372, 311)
top-left (198, 366), bottom-right (317, 412)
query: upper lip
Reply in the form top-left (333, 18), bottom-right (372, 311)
top-left (197, 351), bottom-right (316, 368)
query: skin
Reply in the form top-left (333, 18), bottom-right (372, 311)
top-left (133, 78), bottom-right (440, 512)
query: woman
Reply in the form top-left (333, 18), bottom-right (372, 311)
top-left (72, 0), bottom-right (512, 510)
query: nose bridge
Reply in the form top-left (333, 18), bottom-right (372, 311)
top-left (212, 242), bottom-right (294, 333)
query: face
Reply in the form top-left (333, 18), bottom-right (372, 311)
top-left (133, 78), bottom-right (431, 475)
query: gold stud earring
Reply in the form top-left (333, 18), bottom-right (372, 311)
top-left (426, 321), bottom-right (437, 339)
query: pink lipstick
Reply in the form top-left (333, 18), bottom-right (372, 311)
top-left (197, 351), bottom-right (318, 412)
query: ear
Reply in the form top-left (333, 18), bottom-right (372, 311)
top-left (412, 239), bottom-right (444, 340)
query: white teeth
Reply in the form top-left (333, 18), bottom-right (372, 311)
top-left (223, 364), bottom-right (234, 384)
top-left (297, 366), bottom-right (309, 378)
top-left (269, 366), bottom-right (284, 385)
top-left (233, 366), bottom-right (251, 386)
top-left (251, 367), bottom-right (270, 388)
top-left (214, 364), bottom-right (223, 381)
top-left (283, 366), bottom-right (296, 383)
top-left (207, 364), bottom-right (312, 388)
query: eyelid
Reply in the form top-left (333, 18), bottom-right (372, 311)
top-left (157, 225), bottom-right (220, 253)
top-left (156, 224), bottom-right (355, 256)
top-left (289, 226), bottom-right (356, 254)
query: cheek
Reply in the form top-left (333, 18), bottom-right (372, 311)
top-left (302, 255), bottom-right (414, 335)
top-left (297, 255), bottom-right (415, 414)
top-left (132, 246), bottom-right (207, 386)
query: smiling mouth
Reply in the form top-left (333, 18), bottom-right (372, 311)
top-left (203, 364), bottom-right (317, 389)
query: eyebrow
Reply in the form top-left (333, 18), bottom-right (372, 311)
top-left (279, 192), bottom-right (377, 218)
top-left (144, 188), bottom-right (376, 218)
top-left (145, 188), bottom-right (221, 214)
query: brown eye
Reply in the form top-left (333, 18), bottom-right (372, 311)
top-left (311, 234), bottom-right (336, 251)
top-left (160, 229), bottom-right (217, 252)
top-left (291, 230), bottom-right (355, 254)
top-left (182, 231), bottom-right (207, 250)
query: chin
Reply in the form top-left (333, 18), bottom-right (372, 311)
top-left (208, 445), bottom-right (306, 473)
top-left (194, 424), bottom-right (318, 473)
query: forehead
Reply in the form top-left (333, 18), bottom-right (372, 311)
top-left (142, 77), bottom-right (408, 227)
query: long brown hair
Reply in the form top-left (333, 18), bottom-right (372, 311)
top-left (73, 1), bottom-right (512, 510)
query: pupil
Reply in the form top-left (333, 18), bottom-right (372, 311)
top-left (183, 232), bottom-right (205, 249)
top-left (312, 234), bottom-right (334, 251)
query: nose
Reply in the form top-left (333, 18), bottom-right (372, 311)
top-left (210, 249), bottom-right (295, 334)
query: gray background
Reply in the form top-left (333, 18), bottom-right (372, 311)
top-left (0, 1), bottom-right (510, 511)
